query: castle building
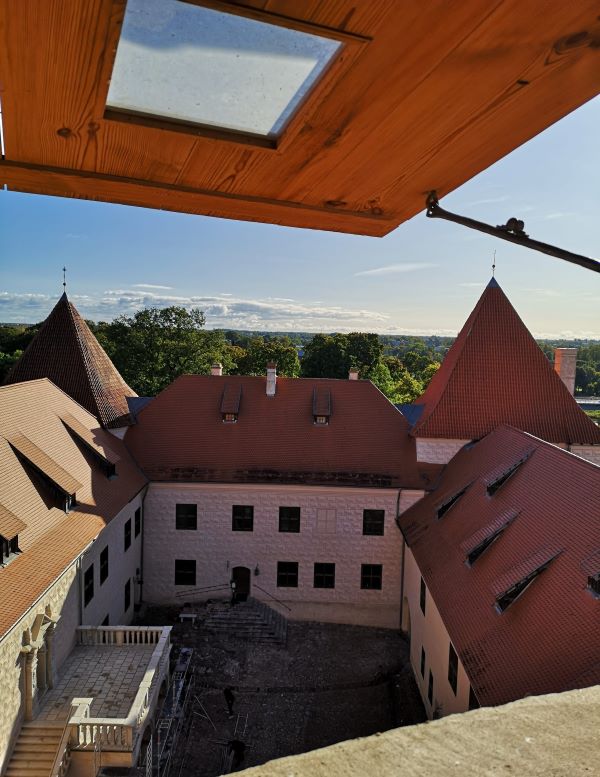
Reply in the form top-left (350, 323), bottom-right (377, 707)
top-left (0, 281), bottom-right (599, 773)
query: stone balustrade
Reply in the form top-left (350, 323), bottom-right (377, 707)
top-left (66, 626), bottom-right (171, 761)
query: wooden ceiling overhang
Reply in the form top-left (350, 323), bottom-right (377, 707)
top-left (1, 1), bottom-right (599, 236)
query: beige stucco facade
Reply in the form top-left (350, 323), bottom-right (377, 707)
top-left (0, 493), bottom-right (143, 775)
top-left (143, 483), bottom-right (424, 629)
top-left (402, 548), bottom-right (472, 718)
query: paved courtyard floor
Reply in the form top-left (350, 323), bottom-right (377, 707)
top-left (138, 604), bottom-right (425, 776)
top-left (37, 644), bottom-right (155, 722)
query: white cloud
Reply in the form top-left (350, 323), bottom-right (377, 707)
top-left (458, 282), bottom-right (486, 288)
top-left (131, 283), bottom-right (173, 290)
top-left (543, 211), bottom-right (576, 221)
top-left (463, 195), bottom-right (510, 207)
top-left (354, 262), bottom-right (438, 277)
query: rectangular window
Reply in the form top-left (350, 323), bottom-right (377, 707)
top-left (84, 564), bottom-right (94, 607)
top-left (232, 505), bottom-right (254, 531)
top-left (100, 546), bottom-right (109, 585)
top-left (420, 647), bottom-right (426, 678)
top-left (427, 670), bottom-right (434, 705)
top-left (314, 563), bottom-right (335, 589)
top-left (277, 561), bottom-right (298, 588)
top-left (316, 508), bottom-right (337, 534)
top-left (176, 503), bottom-right (198, 531)
top-left (448, 643), bottom-right (458, 695)
top-left (362, 509), bottom-right (385, 536)
top-left (124, 579), bottom-right (131, 612)
top-left (279, 506), bottom-right (300, 533)
top-left (124, 518), bottom-right (131, 551)
top-left (175, 559), bottom-right (197, 586)
top-left (135, 507), bottom-right (141, 537)
top-left (360, 563), bottom-right (382, 590)
top-left (420, 577), bottom-right (426, 614)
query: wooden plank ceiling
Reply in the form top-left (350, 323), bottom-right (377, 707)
top-left (1, 0), bottom-right (599, 236)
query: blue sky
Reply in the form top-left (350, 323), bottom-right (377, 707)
top-left (1, 96), bottom-right (599, 338)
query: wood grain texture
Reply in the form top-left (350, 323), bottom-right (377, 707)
top-left (1, 0), bottom-right (599, 234)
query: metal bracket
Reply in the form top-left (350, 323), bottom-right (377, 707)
top-left (425, 192), bottom-right (600, 274)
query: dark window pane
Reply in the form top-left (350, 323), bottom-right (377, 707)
top-left (102, 614), bottom-right (109, 626)
top-left (232, 505), bottom-right (254, 531)
top-left (360, 563), bottom-right (382, 590)
top-left (124, 579), bottom-right (131, 612)
top-left (277, 561), bottom-right (298, 588)
top-left (135, 507), bottom-right (142, 537)
top-left (279, 506), bottom-right (300, 533)
top-left (175, 559), bottom-right (196, 586)
top-left (124, 518), bottom-right (131, 551)
top-left (420, 647), bottom-right (426, 678)
top-left (100, 546), bottom-right (109, 584)
top-left (314, 562), bottom-right (335, 589)
top-left (84, 564), bottom-right (94, 607)
top-left (448, 643), bottom-right (458, 694)
top-left (468, 686), bottom-right (479, 710)
top-left (428, 670), bottom-right (434, 704)
top-left (362, 509), bottom-right (385, 536)
top-left (176, 503), bottom-right (197, 530)
top-left (420, 577), bottom-right (426, 614)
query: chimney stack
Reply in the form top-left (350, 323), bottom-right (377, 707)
top-left (211, 363), bottom-right (223, 376)
top-left (266, 362), bottom-right (277, 397)
top-left (349, 369), bottom-right (359, 381)
top-left (554, 348), bottom-right (577, 395)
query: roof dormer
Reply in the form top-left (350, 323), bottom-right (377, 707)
top-left (313, 386), bottom-right (331, 426)
top-left (221, 384), bottom-right (242, 423)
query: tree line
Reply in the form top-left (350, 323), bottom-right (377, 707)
top-left (1, 307), bottom-right (600, 405)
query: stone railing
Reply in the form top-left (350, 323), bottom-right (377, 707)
top-left (67, 626), bottom-right (171, 762)
top-left (50, 721), bottom-right (73, 777)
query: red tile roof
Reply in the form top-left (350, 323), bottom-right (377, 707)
top-left (0, 379), bottom-right (147, 638)
top-left (4, 293), bottom-right (137, 428)
top-left (408, 279), bottom-right (600, 445)
top-left (125, 374), bottom-right (435, 489)
top-left (399, 425), bottom-right (600, 707)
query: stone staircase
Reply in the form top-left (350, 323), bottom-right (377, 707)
top-left (5, 722), bottom-right (64, 777)
top-left (203, 597), bottom-right (288, 646)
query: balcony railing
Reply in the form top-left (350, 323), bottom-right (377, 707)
top-left (56, 625), bottom-right (171, 768)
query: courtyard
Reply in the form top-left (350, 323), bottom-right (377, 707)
top-left (138, 600), bottom-right (425, 776)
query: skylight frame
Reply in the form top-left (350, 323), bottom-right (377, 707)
top-left (103, 0), bottom-right (370, 151)
top-left (494, 552), bottom-right (561, 614)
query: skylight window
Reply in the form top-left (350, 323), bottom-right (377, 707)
top-left (106, 0), bottom-right (342, 144)
top-left (464, 513), bottom-right (518, 567)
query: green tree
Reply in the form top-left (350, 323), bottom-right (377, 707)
top-left (301, 334), bottom-right (349, 379)
top-left (96, 306), bottom-right (229, 395)
top-left (234, 336), bottom-right (300, 377)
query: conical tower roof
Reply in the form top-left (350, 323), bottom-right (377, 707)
top-left (5, 293), bottom-right (136, 428)
top-left (409, 278), bottom-right (600, 445)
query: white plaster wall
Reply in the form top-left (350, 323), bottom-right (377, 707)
top-left (81, 493), bottom-right (144, 627)
top-left (143, 484), bottom-right (424, 629)
top-left (403, 549), bottom-right (471, 719)
top-left (416, 439), bottom-right (469, 464)
top-left (0, 563), bottom-right (79, 774)
top-left (570, 445), bottom-right (600, 466)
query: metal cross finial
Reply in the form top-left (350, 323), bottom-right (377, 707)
top-left (62, 266), bottom-right (67, 292)
top-left (492, 250), bottom-right (496, 277)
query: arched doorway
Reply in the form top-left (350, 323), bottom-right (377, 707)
top-left (231, 567), bottom-right (251, 602)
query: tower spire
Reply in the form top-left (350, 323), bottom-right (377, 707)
top-left (62, 266), bottom-right (67, 293)
top-left (492, 250), bottom-right (496, 278)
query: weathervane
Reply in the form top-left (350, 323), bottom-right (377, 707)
top-left (492, 250), bottom-right (496, 278)
top-left (62, 266), bottom-right (67, 292)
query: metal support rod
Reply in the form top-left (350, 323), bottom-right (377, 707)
top-left (425, 192), bottom-right (600, 274)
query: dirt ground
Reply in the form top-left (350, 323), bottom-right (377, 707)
top-left (137, 603), bottom-right (425, 776)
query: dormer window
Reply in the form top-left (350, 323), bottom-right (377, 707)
top-left (60, 413), bottom-right (119, 479)
top-left (436, 484), bottom-right (470, 520)
top-left (0, 534), bottom-right (20, 566)
top-left (8, 434), bottom-right (81, 514)
top-left (486, 450), bottom-right (533, 496)
top-left (494, 551), bottom-right (560, 613)
top-left (588, 573), bottom-right (600, 598)
top-left (313, 387), bottom-right (331, 426)
top-left (221, 384), bottom-right (241, 423)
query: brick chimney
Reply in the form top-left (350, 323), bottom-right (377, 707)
top-left (554, 348), bottom-right (577, 395)
top-left (211, 363), bottom-right (223, 376)
top-left (266, 362), bottom-right (277, 397)
top-left (349, 369), bottom-right (359, 381)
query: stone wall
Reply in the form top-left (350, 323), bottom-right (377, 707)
top-left (415, 439), bottom-right (469, 464)
top-left (570, 445), bottom-right (600, 466)
top-left (143, 484), bottom-right (424, 629)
